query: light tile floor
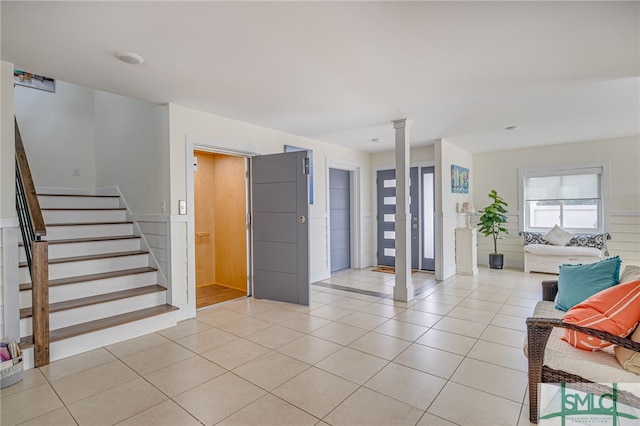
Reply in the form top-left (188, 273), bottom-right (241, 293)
top-left (1, 266), bottom-right (546, 425)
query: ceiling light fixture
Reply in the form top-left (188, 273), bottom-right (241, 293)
top-left (505, 125), bottom-right (521, 131)
top-left (371, 138), bottom-right (382, 143)
top-left (115, 51), bottom-right (144, 65)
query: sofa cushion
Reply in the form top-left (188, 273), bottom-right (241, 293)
top-left (555, 256), bottom-right (621, 311)
top-left (562, 279), bottom-right (640, 350)
top-left (621, 265), bottom-right (640, 284)
top-left (543, 225), bottom-right (574, 246)
top-left (614, 324), bottom-right (640, 375)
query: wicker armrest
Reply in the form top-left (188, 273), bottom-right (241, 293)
top-left (526, 317), bottom-right (640, 352)
top-left (541, 280), bottom-right (558, 302)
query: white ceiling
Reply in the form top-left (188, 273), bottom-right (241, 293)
top-left (2, 1), bottom-right (638, 153)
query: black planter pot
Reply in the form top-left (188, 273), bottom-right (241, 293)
top-left (489, 253), bottom-right (504, 269)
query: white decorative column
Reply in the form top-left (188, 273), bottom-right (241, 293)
top-left (392, 119), bottom-right (414, 302)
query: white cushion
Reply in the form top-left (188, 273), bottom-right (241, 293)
top-left (524, 244), bottom-right (602, 257)
top-left (543, 225), bottom-right (574, 246)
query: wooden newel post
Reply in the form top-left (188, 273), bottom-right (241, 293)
top-left (32, 240), bottom-right (50, 367)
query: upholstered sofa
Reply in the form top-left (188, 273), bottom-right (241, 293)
top-left (526, 265), bottom-right (640, 423)
top-left (521, 231), bottom-right (610, 274)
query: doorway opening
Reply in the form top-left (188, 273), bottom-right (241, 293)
top-left (194, 150), bottom-right (248, 308)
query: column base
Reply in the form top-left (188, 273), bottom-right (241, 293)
top-left (393, 284), bottom-right (415, 302)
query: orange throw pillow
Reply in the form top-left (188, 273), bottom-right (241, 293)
top-left (562, 279), bottom-right (640, 351)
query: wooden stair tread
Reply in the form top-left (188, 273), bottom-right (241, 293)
top-left (19, 250), bottom-right (148, 267)
top-left (20, 235), bottom-right (140, 246)
top-left (20, 285), bottom-right (167, 318)
top-left (20, 305), bottom-right (178, 350)
top-left (46, 221), bottom-right (133, 227)
top-left (20, 266), bottom-right (157, 291)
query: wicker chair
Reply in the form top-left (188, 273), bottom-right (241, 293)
top-left (526, 280), bottom-right (640, 423)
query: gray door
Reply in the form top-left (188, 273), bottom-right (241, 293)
top-left (376, 167), bottom-right (419, 268)
top-left (329, 168), bottom-right (350, 272)
top-left (421, 167), bottom-right (436, 271)
top-left (252, 151), bottom-right (310, 305)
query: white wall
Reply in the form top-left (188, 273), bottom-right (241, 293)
top-left (168, 104), bottom-right (372, 318)
top-left (474, 135), bottom-right (640, 269)
top-left (435, 139), bottom-right (473, 280)
top-left (14, 81), bottom-right (96, 189)
top-left (94, 90), bottom-right (170, 213)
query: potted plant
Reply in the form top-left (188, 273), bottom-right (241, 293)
top-left (477, 189), bottom-right (510, 269)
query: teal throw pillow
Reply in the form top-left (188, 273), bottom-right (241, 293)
top-left (555, 256), bottom-right (621, 311)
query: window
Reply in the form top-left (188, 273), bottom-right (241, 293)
top-left (519, 163), bottom-right (608, 233)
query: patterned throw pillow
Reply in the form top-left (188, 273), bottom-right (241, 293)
top-left (562, 279), bottom-right (640, 351)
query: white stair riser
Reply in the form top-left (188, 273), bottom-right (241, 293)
top-left (20, 291), bottom-right (167, 336)
top-left (46, 223), bottom-right (133, 240)
top-left (43, 209), bottom-right (127, 224)
top-left (19, 238), bottom-right (141, 262)
top-left (19, 254), bottom-right (149, 283)
top-left (21, 310), bottom-right (177, 368)
top-left (38, 195), bottom-right (120, 209)
top-left (20, 271), bottom-right (158, 307)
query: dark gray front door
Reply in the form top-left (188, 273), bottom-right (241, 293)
top-left (376, 167), bottom-right (419, 269)
top-left (252, 151), bottom-right (310, 305)
top-left (329, 168), bottom-right (350, 272)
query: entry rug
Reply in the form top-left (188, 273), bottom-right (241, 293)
top-left (372, 266), bottom-right (417, 274)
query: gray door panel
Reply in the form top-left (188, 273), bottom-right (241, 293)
top-left (329, 168), bottom-right (350, 273)
top-left (252, 151), bottom-right (309, 305)
top-left (421, 167), bottom-right (436, 271)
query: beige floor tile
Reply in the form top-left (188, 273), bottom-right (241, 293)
top-left (244, 325), bottom-right (305, 349)
top-left (310, 322), bottom-right (368, 345)
top-left (373, 319), bottom-right (429, 341)
top-left (157, 318), bottom-right (212, 341)
top-left (223, 298), bottom-right (279, 316)
top-left (518, 405), bottom-right (535, 426)
top-left (467, 290), bottom-right (510, 304)
top-left (106, 333), bottom-right (170, 359)
top-left (432, 316), bottom-right (488, 338)
top-left (491, 313), bottom-right (528, 332)
top-left (315, 347), bottom-right (388, 385)
top-left (505, 295), bottom-right (539, 309)
top-left (323, 387), bottom-right (424, 426)
top-left (416, 328), bottom-right (477, 356)
top-left (196, 308), bottom-right (247, 327)
top-left (40, 348), bottom-right (116, 380)
top-left (331, 297), bottom-right (373, 311)
top-left (423, 293), bottom-right (466, 305)
top-left (233, 351), bottom-right (310, 390)
top-left (364, 362), bottom-right (446, 410)
top-left (272, 367), bottom-right (358, 418)
top-left (310, 305), bottom-right (353, 321)
top-left (312, 292), bottom-right (346, 304)
top-left (67, 378), bottom-right (166, 426)
top-left (0, 367), bottom-right (48, 398)
top-left (277, 335), bottom-right (342, 364)
top-left (481, 324), bottom-right (527, 348)
top-left (337, 311), bottom-right (389, 330)
top-left (0, 384), bottom-right (63, 426)
top-left (412, 300), bottom-right (456, 315)
top-left (50, 359), bottom-right (138, 404)
top-left (173, 372), bottom-right (265, 425)
top-left (348, 331), bottom-right (411, 360)
top-left (175, 327), bottom-right (239, 353)
top-left (214, 316), bottom-right (273, 337)
top-left (217, 394), bottom-right (318, 426)
top-left (144, 355), bottom-right (226, 397)
top-left (277, 313), bottom-right (332, 333)
top-left (394, 344), bottom-right (464, 379)
top-left (416, 412), bottom-right (458, 426)
top-left (116, 400), bottom-right (201, 426)
top-left (498, 304), bottom-right (534, 318)
top-left (447, 306), bottom-right (496, 323)
top-left (428, 381), bottom-right (521, 426)
top-left (468, 339), bottom-right (528, 372)
top-left (457, 298), bottom-right (504, 313)
top-left (121, 341), bottom-right (194, 375)
top-left (450, 358), bottom-right (528, 402)
top-left (393, 309), bottom-right (443, 327)
top-left (17, 407), bottom-right (76, 426)
top-left (358, 302), bottom-right (406, 318)
top-left (200, 338), bottom-right (270, 369)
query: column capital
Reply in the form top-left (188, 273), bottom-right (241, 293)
top-left (392, 118), bottom-right (413, 130)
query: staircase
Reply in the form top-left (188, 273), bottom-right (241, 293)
top-left (18, 191), bottom-right (177, 367)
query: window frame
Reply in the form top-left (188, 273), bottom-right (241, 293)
top-left (518, 162), bottom-right (610, 234)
